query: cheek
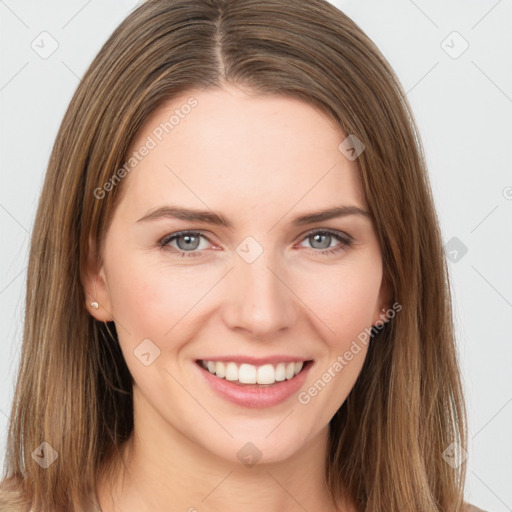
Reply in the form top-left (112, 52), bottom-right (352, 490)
top-left (292, 258), bottom-right (382, 341)
top-left (104, 257), bottom-right (202, 388)
top-left (106, 253), bottom-right (212, 342)
top-left (295, 265), bottom-right (381, 413)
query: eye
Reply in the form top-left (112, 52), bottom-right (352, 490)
top-left (298, 229), bottom-right (352, 256)
top-left (158, 229), bottom-right (352, 258)
top-left (158, 231), bottom-right (212, 258)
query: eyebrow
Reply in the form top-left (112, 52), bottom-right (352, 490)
top-left (136, 205), bottom-right (370, 228)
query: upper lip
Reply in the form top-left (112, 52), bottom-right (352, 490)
top-left (197, 355), bottom-right (312, 365)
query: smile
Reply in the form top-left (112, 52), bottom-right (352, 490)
top-left (195, 358), bottom-right (314, 408)
top-left (199, 359), bottom-right (306, 385)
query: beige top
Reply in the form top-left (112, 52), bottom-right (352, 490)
top-left (465, 504), bottom-right (489, 512)
top-left (82, 500), bottom-right (489, 512)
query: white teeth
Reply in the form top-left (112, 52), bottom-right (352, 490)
top-left (200, 359), bottom-right (306, 384)
top-left (285, 362), bottom-right (295, 380)
top-left (225, 362), bottom-right (238, 381)
top-left (257, 364), bottom-right (275, 385)
top-left (215, 361), bottom-right (226, 379)
top-left (275, 363), bottom-right (286, 381)
top-left (238, 363), bottom-right (257, 384)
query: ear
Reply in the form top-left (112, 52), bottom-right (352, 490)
top-left (83, 235), bottom-right (114, 322)
top-left (371, 269), bottom-right (394, 327)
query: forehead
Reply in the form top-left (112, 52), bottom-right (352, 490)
top-left (119, 84), bottom-right (366, 221)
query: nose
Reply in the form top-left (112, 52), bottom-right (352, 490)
top-left (221, 249), bottom-right (298, 338)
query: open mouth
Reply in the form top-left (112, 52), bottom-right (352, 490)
top-left (195, 359), bottom-right (313, 387)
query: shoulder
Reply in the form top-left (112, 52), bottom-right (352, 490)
top-left (464, 502), bottom-right (489, 512)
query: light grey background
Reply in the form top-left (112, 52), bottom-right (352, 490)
top-left (1, 1), bottom-right (511, 510)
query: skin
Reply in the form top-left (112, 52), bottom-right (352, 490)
top-left (85, 83), bottom-right (390, 512)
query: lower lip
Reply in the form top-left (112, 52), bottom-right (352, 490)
top-left (195, 360), bottom-right (313, 408)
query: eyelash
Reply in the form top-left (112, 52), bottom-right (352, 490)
top-left (158, 229), bottom-right (353, 258)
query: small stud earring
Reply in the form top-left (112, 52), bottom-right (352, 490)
top-left (90, 301), bottom-right (99, 309)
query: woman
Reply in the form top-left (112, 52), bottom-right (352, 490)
top-left (0, 0), bottom-right (487, 511)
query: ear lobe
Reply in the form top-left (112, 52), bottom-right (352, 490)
top-left (83, 236), bottom-right (114, 322)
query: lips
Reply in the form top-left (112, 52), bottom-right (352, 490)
top-left (195, 358), bottom-right (314, 408)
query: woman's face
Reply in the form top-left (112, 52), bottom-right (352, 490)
top-left (89, 83), bottom-right (388, 465)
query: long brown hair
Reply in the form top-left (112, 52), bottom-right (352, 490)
top-left (0, 0), bottom-right (468, 510)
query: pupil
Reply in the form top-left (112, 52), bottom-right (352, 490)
top-left (178, 234), bottom-right (199, 250)
top-left (312, 234), bottom-right (330, 249)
